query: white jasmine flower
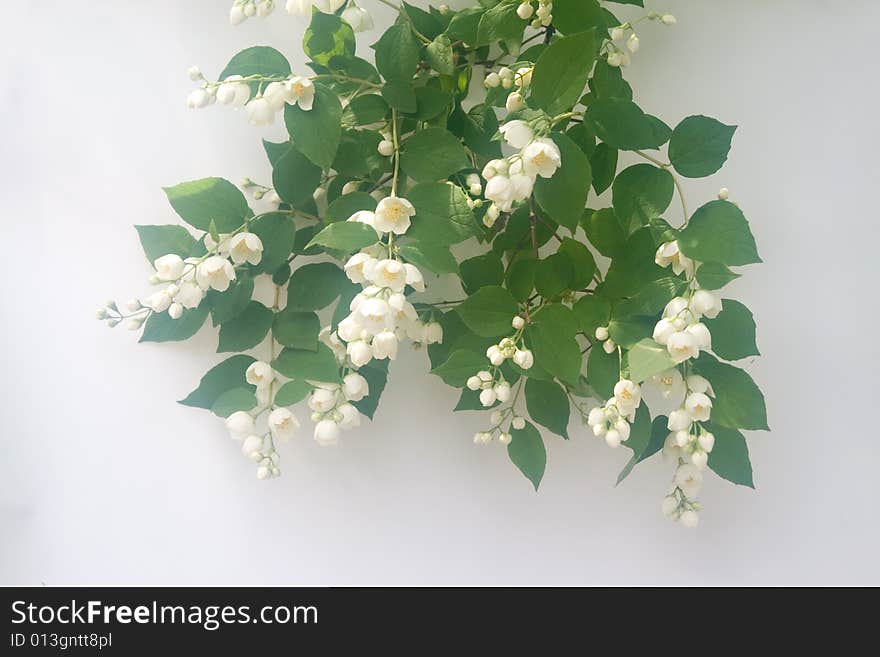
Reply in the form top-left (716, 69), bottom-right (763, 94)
top-left (196, 256), bottom-right (236, 292)
top-left (650, 368), bottom-right (686, 401)
top-left (500, 120), bottom-right (535, 149)
top-left (228, 232), bottom-right (264, 266)
top-left (245, 361), bottom-right (274, 389)
top-left (337, 315), bottom-right (363, 343)
top-left (674, 463), bottom-right (703, 497)
top-left (172, 281), bottom-right (202, 310)
top-left (627, 34), bottom-right (640, 53)
top-left (690, 290), bottom-right (722, 319)
top-left (225, 410), bottom-right (255, 439)
top-left (370, 259), bottom-right (407, 292)
top-left (154, 254), bottom-right (185, 281)
top-left (661, 14), bottom-right (677, 25)
top-left (217, 75), bottom-right (251, 106)
top-left (691, 450), bottom-right (709, 470)
top-left (283, 76), bottom-right (315, 111)
top-left (342, 4), bottom-right (373, 32)
top-left (495, 382), bottom-right (512, 403)
top-left (667, 331), bottom-right (699, 363)
top-left (309, 387), bottom-right (338, 413)
top-left (613, 379), bottom-right (642, 415)
top-left (263, 81), bottom-right (288, 111)
top-left (610, 26), bottom-right (626, 41)
top-left (615, 419), bottom-right (631, 442)
top-left (662, 433), bottom-right (683, 460)
top-left (146, 289), bottom-right (173, 313)
top-left (686, 375), bottom-right (715, 397)
top-left (679, 510), bottom-right (699, 528)
top-left (522, 138), bottom-right (562, 178)
top-left (664, 296), bottom-right (690, 319)
top-left (337, 403), bottom-right (361, 430)
top-left (269, 407), bottom-right (299, 442)
top-left (588, 407), bottom-right (606, 427)
top-left (403, 264), bottom-right (425, 292)
top-left (344, 252), bottom-right (377, 284)
top-left (377, 139), bottom-right (394, 157)
top-left (661, 495), bottom-right (679, 518)
top-left (374, 196), bottom-right (416, 235)
top-left (515, 67), bottom-right (533, 87)
top-left (654, 241), bottom-right (695, 277)
top-left (506, 92), bottom-right (524, 113)
top-left (479, 388), bottom-right (497, 407)
top-left (241, 434), bottom-right (264, 460)
top-left (698, 431), bottom-right (715, 453)
top-left (482, 159), bottom-right (508, 180)
top-left (686, 322), bottom-right (712, 350)
top-left (372, 330), bottom-right (398, 360)
top-left (513, 349), bottom-right (534, 369)
top-left (423, 322), bottom-right (443, 345)
top-left (246, 97), bottom-right (276, 126)
top-left (667, 409), bottom-right (692, 432)
top-left (516, 2), bottom-right (534, 20)
top-left (314, 419), bottom-right (340, 446)
top-left (685, 392), bottom-right (712, 422)
top-left (348, 340), bottom-right (374, 367)
top-left (342, 373), bottom-right (369, 402)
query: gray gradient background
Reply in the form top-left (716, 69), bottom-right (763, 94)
top-left (1, 0), bottom-right (878, 585)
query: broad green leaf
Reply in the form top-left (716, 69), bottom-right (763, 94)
top-left (352, 358), bottom-right (389, 420)
top-left (220, 46), bottom-right (291, 94)
top-left (343, 94), bottom-right (389, 126)
top-left (534, 133), bottom-right (592, 232)
top-left (626, 339), bottom-right (676, 383)
top-left (706, 423), bottom-right (755, 488)
top-left (272, 145), bottom-right (323, 208)
top-left (603, 228), bottom-right (667, 299)
top-left (448, 103), bottom-right (502, 159)
top-left (590, 59), bottom-right (633, 100)
top-left (587, 344), bottom-right (619, 399)
top-left (525, 378), bottom-right (570, 439)
top-left (616, 407), bottom-right (661, 485)
top-left (426, 34), bottom-right (454, 75)
top-left (528, 304), bottom-right (582, 386)
top-left (275, 380), bottom-right (312, 407)
top-left (248, 212), bottom-right (296, 274)
top-left (614, 276), bottom-right (687, 317)
top-left (558, 237), bottom-right (597, 290)
top-left (446, 6), bottom-right (485, 45)
top-left (456, 286), bottom-right (518, 337)
top-left (583, 208), bottom-right (625, 257)
top-left (432, 349), bottom-right (485, 387)
top-left (135, 225), bottom-right (204, 263)
top-left (332, 129), bottom-right (388, 178)
top-left (140, 304), bottom-right (209, 343)
top-left (669, 115), bottom-right (737, 178)
top-left (506, 258), bottom-right (536, 302)
top-left (273, 309), bottom-right (320, 351)
top-left (163, 178), bottom-right (251, 233)
top-left (407, 182), bottom-right (477, 245)
top-left (287, 262), bottom-right (348, 311)
top-left (209, 277), bottom-right (254, 327)
top-left (306, 221), bottom-right (379, 253)
top-left (460, 253), bottom-right (504, 294)
top-left (402, 2), bottom-right (444, 39)
top-left (179, 354), bottom-right (256, 409)
top-left (273, 344), bottom-right (341, 383)
top-left (531, 30), bottom-right (597, 115)
top-left (399, 243), bottom-right (459, 275)
top-left (304, 12), bottom-right (356, 66)
top-left (400, 128), bottom-right (470, 182)
top-left (551, 0), bottom-right (611, 35)
top-left (612, 164), bottom-right (674, 233)
top-left (507, 420), bottom-right (547, 491)
top-left (217, 301), bottom-right (274, 353)
top-left (326, 192), bottom-right (376, 223)
top-left (696, 262), bottom-right (740, 290)
top-left (534, 253), bottom-right (574, 299)
top-left (585, 99), bottom-right (672, 151)
top-left (211, 387), bottom-right (257, 418)
top-left (679, 200), bottom-right (761, 266)
top-left (704, 299), bottom-right (760, 361)
top-left (372, 22), bottom-right (421, 82)
top-left (590, 143), bottom-right (618, 195)
top-left (284, 85), bottom-right (342, 169)
top-left (409, 84), bottom-right (453, 121)
top-left (607, 315), bottom-right (654, 348)
top-left (381, 81), bottom-right (418, 112)
top-left (573, 294), bottom-right (611, 337)
top-left (476, 1), bottom-right (526, 46)
top-left (694, 353), bottom-right (769, 431)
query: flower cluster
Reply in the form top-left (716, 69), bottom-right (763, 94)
top-left (515, 1), bottom-right (552, 28)
top-left (229, 0), bottom-right (275, 25)
top-left (307, 372), bottom-right (370, 446)
top-left (187, 70), bottom-right (315, 127)
top-left (588, 379), bottom-right (642, 448)
top-left (465, 316), bottom-right (532, 408)
top-left (473, 408), bottom-right (528, 447)
top-left (338, 197), bottom-right (442, 368)
top-left (225, 390), bottom-right (300, 480)
top-left (602, 13), bottom-right (676, 68)
top-left (484, 65), bottom-right (533, 114)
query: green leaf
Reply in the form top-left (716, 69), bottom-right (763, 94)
top-left (343, 94), bottom-right (389, 126)
top-left (696, 262), bottom-right (740, 290)
top-left (273, 309), bottom-right (320, 351)
top-left (534, 133), bottom-right (592, 232)
top-left (612, 164), bottom-right (674, 233)
top-left (179, 354), bottom-right (256, 409)
top-left (381, 81), bottom-right (418, 113)
top-left (407, 182), bottom-right (477, 245)
top-left (707, 423), bottom-right (755, 488)
top-left (476, 2), bottom-right (526, 46)
top-left (678, 200), bottom-right (761, 266)
top-left (607, 315), bottom-right (654, 348)
top-left (399, 243), bottom-right (459, 275)
top-left (304, 12), bottom-right (356, 66)
top-left (211, 387), bottom-right (258, 418)
top-left (134, 225), bottom-right (204, 263)
top-left (455, 286), bottom-right (518, 338)
top-left (449, 103), bottom-right (502, 159)
top-left (446, 6), bottom-right (485, 45)
top-left (626, 339), bottom-right (676, 384)
top-left (590, 59), bottom-right (633, 100)
top-left (525, 378), bottom-right (570, 440)
top-left (372, 22), bottom-right (421, 82)
top-left (306, 221), bottom-right (379, 253)
top-left (616, 406), bottom-right (659, 485)
top-left (551, 0), bottom-right (611, 35)
top-left (163, 178), bottom-right (251, 233)
top-left (573, 294), bottom-right (611, 336)
top-left (460, 253), bottom-right (504, 294)
top-left (402, 2), bottom-right (444, 39)
top-left (694, 353), bottom-right (769, 431)
top-left (217, 301), bottom-right (274, 353)
top-left (273, 344), bottom-right (341, 383)
top-left (506, 258), bottom-right (536, 302)
top-left (400, 128), bottom-right (470, 182)
top-left (534, 253), bottom-right (574, 299)
top-left (248, 213), bottom-right (296, 273)
top-left (583, 208), bottom-right (625, 258)
top-left (352, 358), bottom-right (389, 420)
top-left (585, 99), bottom-right (672, 151)
top-left (220, 46), bottom-right (291, 94)
top-left (432, 349), bottom-right (485, 387)
top-left (426, 34), bottom-right (455, 75)
top-left (275, 380), bottom-right (312, 407)
top-left (271, 144), bottom-right (323, 208)
top-left (409, 84), bottom-right (453, 121)
top-left (603, 228), bottom-right (667, 299)
top-left (140, 304), bottom-right (209, 343)
top-left (287, 262), bottom-right (348, 311)
top-left (669, 115), bottom-right (737, 178)
top-left (614, 276), bottom-right (687, 317)
top-left (558, 238), bottom-right (597, 290)
top-left (528, 304), bottom-right (582, 386)
top-left (209, 277), bottom-right (254, 327)
top-left (590, 143), bottom-right (618, 195)
top-left (531, 29), bottom-right (597, 115)
top-left (704, 299), bottom-right (760, 361)
top-left (332, 129), bottom-right (388, 178)
top-left (587, 345), bottom-right (619, 399)
top-left (507, 420), bottom-right (547, 491)
top-left (326, 192), bottom-right (376, 223)
top-left (284, 85), bottom-right (342, 169)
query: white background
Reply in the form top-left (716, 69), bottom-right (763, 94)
top-left (2, 0), bottom-right (878, 585)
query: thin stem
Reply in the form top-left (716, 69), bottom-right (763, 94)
top-left (633, 150), bottom-right (689, 225)
top-left (376, 0), bottom-right (432, 43)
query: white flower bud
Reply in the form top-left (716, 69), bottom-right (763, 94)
top-left (342, 372), bottom-right (370, 402)
top-left (512, 316), bottom-right (525, 330)
top-left (486, 345), bottom-right (505, 367)
top-left (691, 450), bottom-right (709, 471)
top-left (490, 410), bottom-right (504, 425)
top-left (607, 52), bottom-right (623, 67)
top-left (168, 302), bottom-right (184, 320)
top-left (246, 361), bottom-right (274, 389)
top-left (337, 403), bottom-right (361, 430)
top-left (513, 349), bottom-right (534, 370)
top-left (603, 339), bottom-right (617, 354)
top-left (226, 411), bottom-right (255, 440)
top-left (230, 5), bottom-right (246, 25)
top-left (505, 92), bottom-right (524, 113)
top-left (314, 420), bottom-right (341, 446)
top-left (661, 14), bottom-right (677, 26)
top-left (484, 72), bottom-right (501, 88)
top-left (125, 299), bottom-right (142, 312)
top-left (661, 496), bottom-right (679, 518)
top-left (679, 510), bottom-right (699, 528)
top-left (499, 432), bottom-right (513, 446)
top-left (479, 388), bottom-right (497, 407)
top-left (718, 187), bottom-right (730, 200)
top-left (377, 139), bottom-right (395, 157)
top-left (187, 65), bottom-right (202, 81)
top-left (342, 5), bottom-right (374, 32)
top-left (494, 382), bottom-right (512, 403)
top-left (512, 417), bottom-right (526, 430)
top-left (698, 431), bottom-right (715, 453)
top-left (605, 429), bottom-right (622, 448)
top-left (615, 419), bottom-right (631, 442)
top-left (587, 407), bottom-right (606, 427)
top-left (242, 434), bottom-right (264, 459)
top-left (516, 3), bottom-right (534, 20)
top-left (667, 409), bottom-right (692, 432)
top-left (610, 26), bottom-right (626, 41)
top-left (269, 407), bottom-right (299, 442)
top-left (674, 430), bottom-right (691, 448)
top-left (627, 34), bottom-right (640, 53)
top-left (466, 376), bottom-right (482, 391)
top-left (685, 392), bottom-right (712, 422)
top-left (256, 465), bottom-right (270, 480)
top-left (595, 326), bottom-right (609, 341)
top-left (514, 67), bottom-right (532, 87)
